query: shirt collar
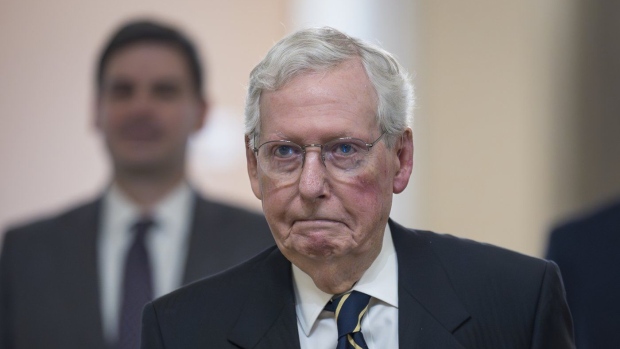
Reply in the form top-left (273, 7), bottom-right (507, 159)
top-left (103, 181), bottom-right (193, 235)
top-left (152, 182), bottom-right (192, 235)
top-left (292, 223), bottom-right (398, 336)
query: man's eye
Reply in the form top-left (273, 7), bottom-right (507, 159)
top-left (332, 142), bottom-right (358, 156)
top-left (339, 143), bottom-right (353, 154)
top-left (153, 84), bottom-right (180, 99)
top-left (274, 145), bottom-right (296, 158)
top-left (108, 83), bottom-right (133, 99)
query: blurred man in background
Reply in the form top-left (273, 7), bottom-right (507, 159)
top-left (0, 19), bottom-right (273, 349)
top-left (546, 197), bottom-right (620, 349)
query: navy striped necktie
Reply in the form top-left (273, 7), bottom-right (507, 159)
top-left (117, 217), bottom-right (155, 349)
top-left (324, 290), bottom-right (372, 349)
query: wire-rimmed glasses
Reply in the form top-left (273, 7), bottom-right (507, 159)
top-left (253, 132), bottom-right (386, 183)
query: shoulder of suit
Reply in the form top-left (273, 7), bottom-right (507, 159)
top-left (395, 224), bottom-right (549, 278)
top-left (152, 245), bottom-right (280, 305)
top-left (2, 197), bottom-right (100, 241)
top-left (431, 229), bottom-right (541, 259)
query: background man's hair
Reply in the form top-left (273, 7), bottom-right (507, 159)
top-left (96, 19), bottom-right (205, 95)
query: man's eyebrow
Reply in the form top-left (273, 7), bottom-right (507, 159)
top-left (103, 76), bottom-right (133, 87)
top-left (153, 77), bottom-right (184, 85)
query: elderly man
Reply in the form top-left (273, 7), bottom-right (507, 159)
top-left (141, 27), bottom-right (575, 348)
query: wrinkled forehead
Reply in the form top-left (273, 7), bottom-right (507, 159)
top-left (259, 60), bottom-right (380, 141)
top-left (263, 59), bottom-right (376, 110)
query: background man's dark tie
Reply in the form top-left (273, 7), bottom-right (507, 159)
top-left (324, 290), bottom-right (372, 349)
top-left (117, 217), bottom-right (155, 349)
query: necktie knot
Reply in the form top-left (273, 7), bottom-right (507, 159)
top-left (324, 291), bottom-right (371, 349)
top-left (131, 217), bottom-right (155, 239)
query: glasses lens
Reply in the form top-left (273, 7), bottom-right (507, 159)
top-left (323, 138), bottom-right (370, 171)
top-left (258, 141), bottom-right (303, 177)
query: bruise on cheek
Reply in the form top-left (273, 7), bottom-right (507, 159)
top-left (349, 158), bottom-right (394, 220)
top-left (355, 174), bottom-right (372, 188)
top-left (348, 173), bottom-right (383, 213)
top-left (354, 164), bottom-right (384, 189)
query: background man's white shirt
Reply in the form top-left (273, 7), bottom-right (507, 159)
top-left (98, 183), bottom-right (193, 342)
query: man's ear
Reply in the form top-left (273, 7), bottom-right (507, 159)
top-left (392, 128), bottom-right (414, 194)
top-left (245, 135), bottom-right (262, 200)
top-left (193, 97), bottom-right (209, 131)
top-left (93, 95), bottom-right (104, 132)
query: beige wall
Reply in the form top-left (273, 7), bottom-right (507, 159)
top-left (413, 1), bottom-right (581, 256)
top-left (0, 0), bottom-right (288, 234)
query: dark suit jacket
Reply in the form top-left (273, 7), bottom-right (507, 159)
top-left (546, 199), bottom-right (620, 349)
top-left (142, 220), bottom-right (574, 349)
top-left (0, 193), bottom-right (274, 349)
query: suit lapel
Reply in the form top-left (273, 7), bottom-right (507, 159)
top-left (390, 220), bottom-right (470, 349)
top-left (183, 194), bottom-right (248, 282)
top-left (59, 199), bottom-right (108, 349)
top-left (227, 249), bottom-right (300, 349)
top-left (182, 194), bottom-right (212, 283)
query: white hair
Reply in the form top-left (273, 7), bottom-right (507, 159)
top-left (245, 26), bottom-right (414, 148)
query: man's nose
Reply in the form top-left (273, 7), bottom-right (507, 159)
top-left (128, 90), bottom-right (156, 114)
top-left (298, 148), bottom-right (329, 201)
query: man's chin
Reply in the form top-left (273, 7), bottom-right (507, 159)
top-left (288, 234), bottom-right (347, 260)
top-left (115, 158), bottom-right (169, 175)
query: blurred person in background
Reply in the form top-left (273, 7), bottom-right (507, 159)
top-left (0, 19), bottom-right (273, 349)
top-left (546, 197), bottom-right (620, 349)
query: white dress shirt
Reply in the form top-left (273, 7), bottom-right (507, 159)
top-left (293, 224), bottom-right (399, 349)
top-left (98, 183), bottom-right (194, 343)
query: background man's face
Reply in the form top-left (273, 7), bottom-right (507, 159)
top-left (96, 42), bottom-right (205, 175)
top-left (247, 59), bottom-right (412, 274)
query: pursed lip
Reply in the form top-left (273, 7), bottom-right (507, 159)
top-left (292, 219), bottom-right (344, 227)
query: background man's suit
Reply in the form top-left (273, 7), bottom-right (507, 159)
top-left (142, 220), bottom-right (574, 349)
top-left (0, 193), bottom-right (274, 349)
top-left (546, 198), bottom-right (620, 349)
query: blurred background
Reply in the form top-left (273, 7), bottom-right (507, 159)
top-left (1, 0), bottom-right (619, 257)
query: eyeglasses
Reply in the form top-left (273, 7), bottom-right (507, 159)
top-left (253, 132), bottom-right (386, 183)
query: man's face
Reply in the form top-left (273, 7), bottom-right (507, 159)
top-left (96, 42), bottom-right (206, 174)
top-left (246, 58), bottom-right (413, 275)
